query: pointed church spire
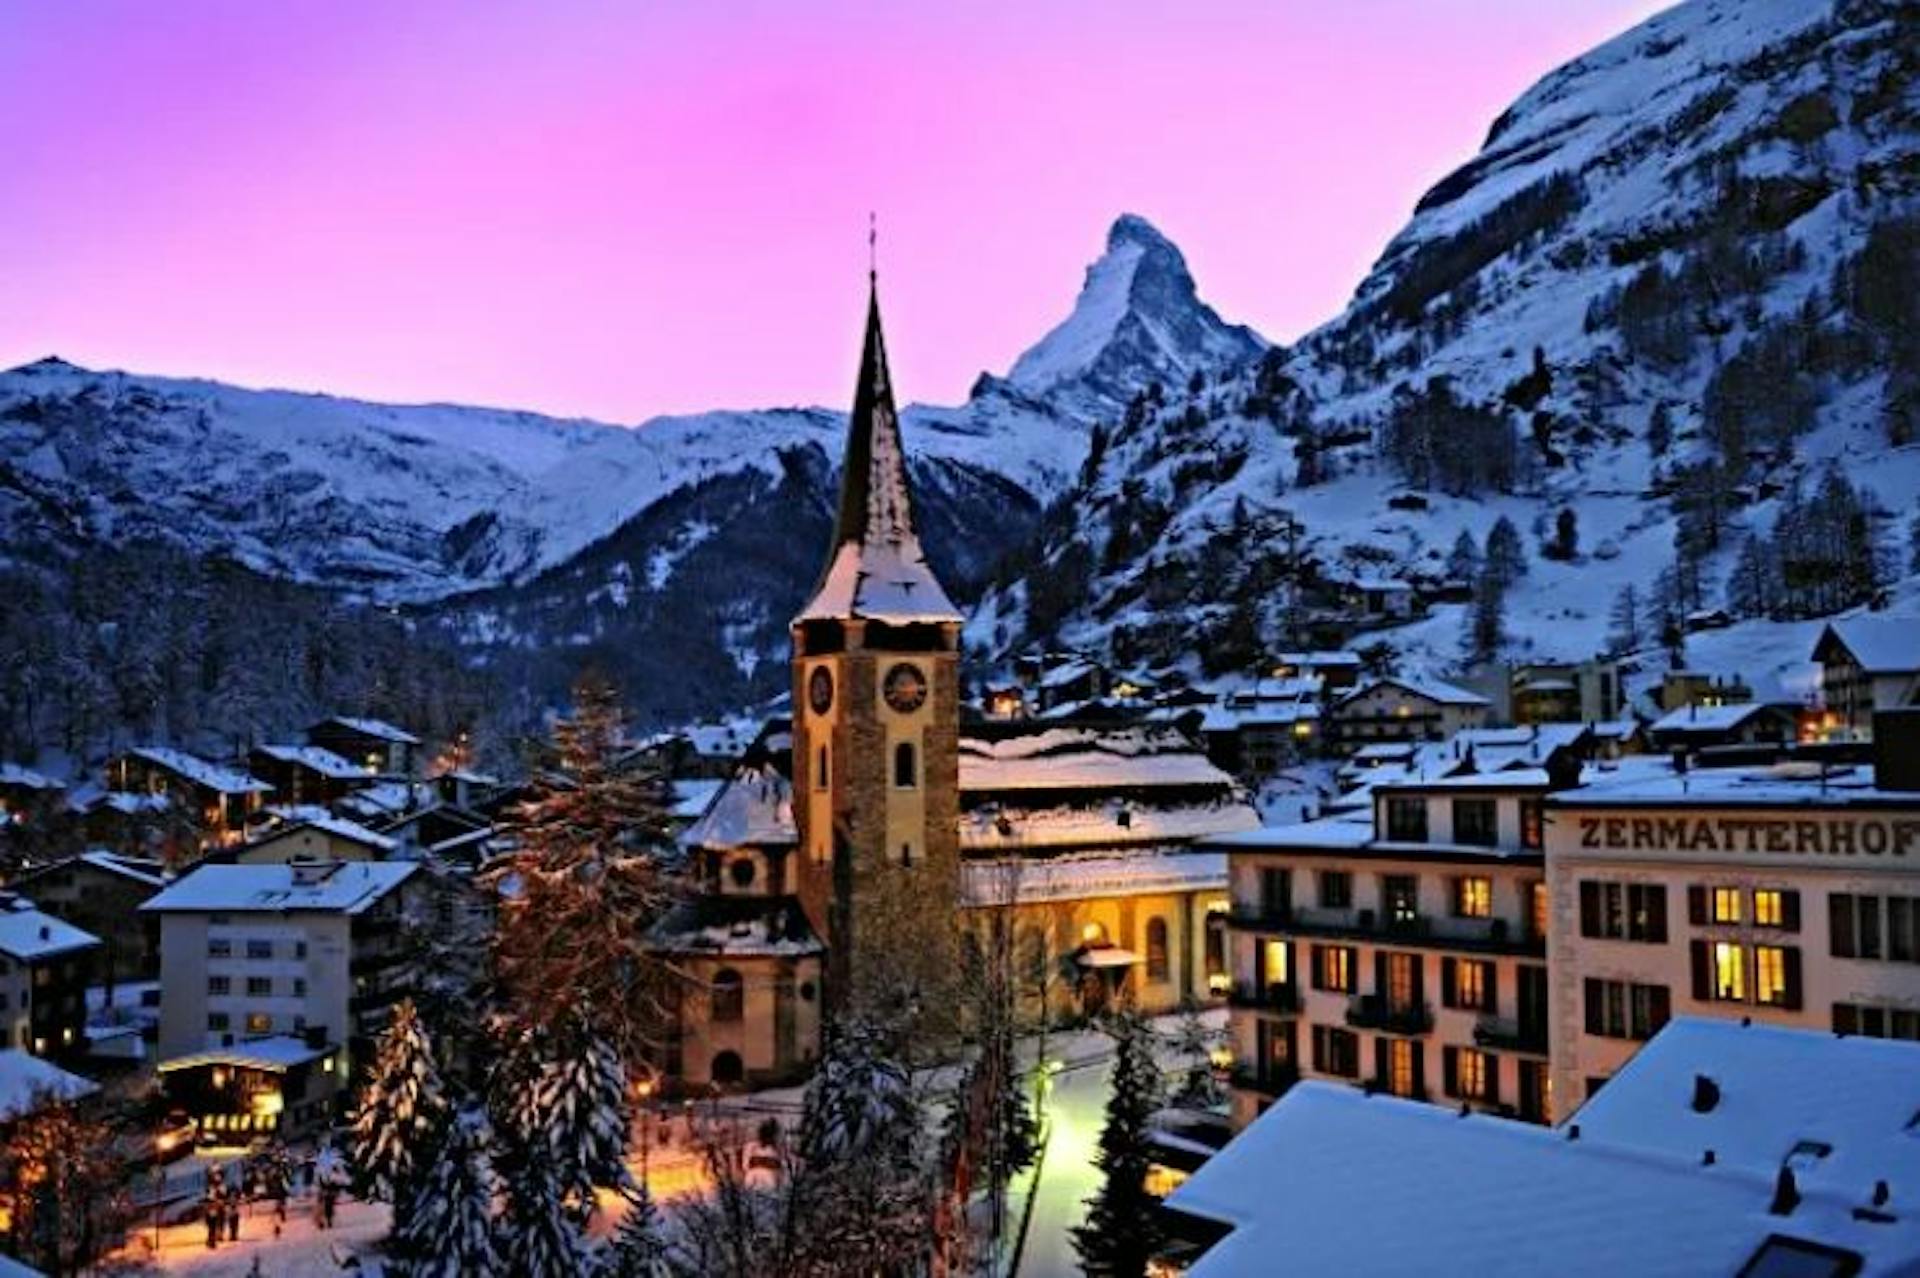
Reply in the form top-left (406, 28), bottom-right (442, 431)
top-left (797, 273), bottom-right (961, 624)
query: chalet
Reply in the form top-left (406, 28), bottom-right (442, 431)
top-left (0, 763), bottom-right (63, 826)
top-left (1331, 678), bottom-right (1491, 746)
top-left (1647, 701), bottom-right (1796, 751)
top-left (1188, 693), bottom-right (1321, 779)
top-left (1813, 619), bottom-right (1920, 739)
top-left (305, 716), bottom-right (420, 779)
top-left (142, 859), bottom-right (447, 1138)
top-left (231, 813), bottom-right (398, 864)
top-left (1346, 577), bottom-right (1416, 623)
top-left (104, 747), bottom-right (270, 845)
top-left (1657, 670), bottom-right (1752, 714)
top-left (0, 895), bottom-right (101, 1061)
top-left (1269, 652), bottom-right (1362, 690)
top-left (430, 768), bottom-right (500, 810)
top-left (380, 803), bottom-right (490, 858)
top-left (11, 851), bottom-right (166, 985)
top-left (247, 744), bottom-right (369, 806)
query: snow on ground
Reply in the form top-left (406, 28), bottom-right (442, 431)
top-left (124, 1191), bottom-right (390, 1277)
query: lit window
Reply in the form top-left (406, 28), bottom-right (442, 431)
top-left (1388, 1039), bottom-right (1417, 1098)
top-left (1520, 800), bottom-right (1544, 850)
top-left (1457, 1048), bottom-right (1488, 1100)
top-left (1754, 890), bottom-right (1785, 928)
top-left (245, 1013), bottom-right (273, 1035)
top-left (1262, 939), bottom-right (1289, 987)
top-left (1712, 888), bottom-right (1742, 925)
top-left (1712, 942), bottom-right (1745, 1001)
top-left (1755, 946), bottom-right (1790, 1006)
top-left (1454, 877), bottom-right (1493, 919)
top-left (1455, 960), bottom-right (1488, 1010)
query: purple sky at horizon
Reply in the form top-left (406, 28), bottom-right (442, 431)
top-left (1, 1), bottom-right (1668, 423)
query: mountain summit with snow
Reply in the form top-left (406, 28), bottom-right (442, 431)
top-left (1005, 214), bottom-right (1264, 413)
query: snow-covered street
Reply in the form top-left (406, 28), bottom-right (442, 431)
top-left (1015, 1052), bottom-right (1114, 1278)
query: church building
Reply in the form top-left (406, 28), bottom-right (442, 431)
top-left (651, 278), bottom-right (1255, 1089)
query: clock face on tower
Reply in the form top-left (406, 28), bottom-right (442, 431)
top-left (808, 666), bottom-right (834, 715)
top-left (883, 662), bottom-right (929, 714)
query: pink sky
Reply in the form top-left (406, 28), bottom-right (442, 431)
top-left (0, 1), bottom-right (1667, 422)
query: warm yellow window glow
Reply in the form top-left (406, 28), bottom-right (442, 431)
top-left (1755, 946), bottom-right (1788, 1005)
top-left (1292, 721), bottom-right (1313, 738)
top-left (1713, 941), bottom-right (1745, 1001)
top-left (1455, 877), bottom-right (1493, 919)
top-left (1324, 947), bottom-right (1353, 992)
top-left (1144, 1164), bottom-right (1191, 1197)
top-left (1457, 961), bottom-right (1487, 1009)
top-left (1754, 890), bottom-right (1784, 927)
top-left (1712, 887), bottom-right (1742, 924)
top-left (1389, 1039), bottom-right (1416, 1097)
top-left (1395, 704), bottom-right (1412, 718)
top-left (1262, 940), bottom-right (1289, 986)
top-left (1458, 1048), bottom-right (1488, 1100)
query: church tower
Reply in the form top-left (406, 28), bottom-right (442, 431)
top-left (792, 275), bottom-right (962, 1029)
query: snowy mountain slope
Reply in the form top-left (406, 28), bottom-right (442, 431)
top-left (974, 0), bottom-right (1920, 695)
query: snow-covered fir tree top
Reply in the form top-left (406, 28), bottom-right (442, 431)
top-left (797, 281), bottom-right (963, 625)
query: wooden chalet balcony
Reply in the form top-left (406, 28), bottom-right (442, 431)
top-left (1345, 994), bottom-right (1434, 1036)
top-left (1228, 905), bottom-right (1545, 958)
top-left (1472, 1016), bottom-right (1550, 1056)
top-left (1229, 1062), bottom-right (1299, 1098)
top-left (1227, 982), bottom-right (1301, 1014)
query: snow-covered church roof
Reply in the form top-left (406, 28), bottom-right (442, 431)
top-left (795, 280), bottom-right (961, 626)
top-left (680, 764), bottom-right (796, 850)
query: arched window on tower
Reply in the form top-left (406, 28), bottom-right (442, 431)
top-left (815, 745), bottom-right (829, 791)
top-left (712, 968), bottom-right (743, 1022)
top-left (894, 741), bottom-right (917, 789)
top-left (1146, 917), bottom-right (1170, 982)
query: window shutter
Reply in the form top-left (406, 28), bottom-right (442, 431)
top-left (1781, 890), bottom-right (1801, 933)
top-left (1583, 978), bottom-right (1603, 1036)
top-left (1411, 953), bottom-right (1426, 1006)
top-left (1647, 887), bottom-right (1668, 943)
top-left (1579, 881), bottom-right (1601, 937)
top-left (1412, 1044), bottom-right (1426, 1097)
top-left (1485, 1053), bottom-right (1502, 1106)
top-left (1373, 1036), bottom-right (1389, 1087)
top-left (1482, 962), bottom-right (1499, 1017)
top-left (1648, 984), bottom-right (1671, 1033)
top-left (1441, 957), bottom-right (1458, 1008)
top-left (1311, 946), bottom-right (1326, 991)
top-left (1687, 885), bottom-right (1706, 926)
top-left (1689, 940), bottom-right (1710, 1001)
top-left (1373, 949), bottom-right (1388, 998)
top-left (1830, 893), bottom-right (1855, 959)
top-left (1782, 948), bottom-right (1803, 1011)
top-left (1443, 1046), bottom-right (1459, 1098)
top-left (1311, 1025), bottom-right (1325, 1072)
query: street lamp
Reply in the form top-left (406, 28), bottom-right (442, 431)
top-left (632, 1076), bottom-right (656, 1184)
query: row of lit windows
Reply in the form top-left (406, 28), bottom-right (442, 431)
top-left (1259, 866), bottom-right (1541, 929)
top-left (1687, 885), bottom-right (1799, 930)
top-left (1693, 940), bottom-right (1802, 1008)
top-left (208, 1011), bottom-right (287, 1036)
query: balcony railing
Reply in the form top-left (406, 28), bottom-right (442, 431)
top-left (1345, 994), bottom-right (1434, 1035)
top-left (1229, 906), bottom-right (1545, 957)
top-left (1230, 1062), bottom-right (1300, 1097)
top-left (1227, 982), bottom-right (1301, 1014)
top-left (1472, 1016), bottom-right (1549, 1055)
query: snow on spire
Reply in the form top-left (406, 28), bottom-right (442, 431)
top-left (797, 275), bottom-right (961, 625)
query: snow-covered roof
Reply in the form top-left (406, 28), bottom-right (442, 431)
top-left (1553, 758), bottom-right (1920, 809)
top-left (669, 778), bottom-right (725, 821)
top-left (1209, 811), bottom-right (1377, 854)
top-left (1350, 743), bottom-right (1416, 762)
top-left (960, 797), bottom-right (1258, 854)
top-left (252, 743), bottom-right (365, 779)
top-left (1272, 650), bottom-right (1362, 668)
top-left (680, 766), bottom-right (796, 849)
top-left (142, 861), bottom-right (419, 914)
top-left (158, 1036), bottom-right (334, 1074)
top-left (1169, 1063), bottom-right (1920, 1277)
top-left (960, 726), bottom-right (1237, 794)
top-left (123, 747), bottom-right (270, 794)
top-left (1571, 1018), bottom-right (1920, 1197)
top-left (1816, 619), bottom-right (1919, 675)
top-left (250, 815), bottom-right (398, 854)
top-left (1037, 659), bottom-right (1102, 689)
top-left (648, 894), bottom-right (823, 957)
top-left (76, 849), bottom-right (167, 887)
top-left (1338, 677), bottom-right (1490, 709)
top-left (796, 284), bottom-right (962, 626)
top-left (0, 1049), bottom-right (97, 1121)
top-left (1649, 702), bottom-right (1775, 734)
top-left (314, 716), bottom-right (420, 745)
top-left (960, 850), bottom-right (1228, 907)
top-left (334, 780), bottom-right (421, 819)
top-left (0, 899), bottom-right (100, 961)
top-left (1385, 767), bottom-right (1555, 792)
top-left (1197, 701), bottom-right (1319, 733)
top-left (0, 762), bottom-right (60, 791)
top-left (80, 790), bottom-right (172, 816)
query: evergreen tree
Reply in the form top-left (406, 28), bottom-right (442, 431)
top-left (351, 999), bottom-right (450, 1240)
top-left (1072, 1010), bottom-right (1166, 1278)
top-left (496, 1161), bottom-right (592, 1278)
top-left (600, 1184), bottom-right (672, 1278)
top-left (536, 1013), bottom-right (634, 1222)
top-left (1293, 432), bottom-right (1324, 488)
top-left (1444, 529), bottom-right (1481, 582)
top-left (1546, 507), bottom-right (1579, 561)
top-left (1483, 516), bottom-right (1528, 586)
top-left (1607, 584), bottom-right (1643, 656)
top-left (487, 671), bottom-right (676, 1065)
top-left (1166, 997), bottom-right (1225, 1108)
top-left (1726, 531), bottom-right (1782, 619)
top-left (1909, 513), bottom-right (1920, 574)
top-left (1647, 401), bottom-right (1673, 457)
top-left (397, 1109), bottom-right (499, 1278)
top-left (1463, 571), bottom-right (1507, 665)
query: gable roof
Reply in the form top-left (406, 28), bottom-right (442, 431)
top-left (141, 861), bottom-right (419, 915)
top-left (680, 766), bottom-right (795, 850)
top-left (1338, 676), bottom-right (1491, 709)
top-left (0, 899), bottom-right (100, 961)
top-left (123, 747), bottom-right (269, 795)
top-left (1815, 619), bottom-right (1919, 675)
top-left (0, 1049), bottom-right (97, 1121)
top-left (251, 744), bottom-right (365, 779)
top-left (312, 716), bottom-right (421, 746)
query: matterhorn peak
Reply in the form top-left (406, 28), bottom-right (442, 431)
top-left (1004, 214), bottom-right (1264, 411)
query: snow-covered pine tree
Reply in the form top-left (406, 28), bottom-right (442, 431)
top-left (1463, 571), bottom-right (1507, 664)
top-left (350, 999), bottom-right (450, 1240)
top-left (1444, 529), bottom-right (1481, 583)
top-left (1483, 516), bottom-right (1528, 586)
top-left (397, 1109), bottom-right (498, 1278)
top-left (600, 1183), bottom-right (672, 1278)
top-left (1166, 996), bottom-right (1224, 1108)
top-left (535, 1012), bottom-right (634, 1222)
top-left (496, 1161), bottom-right (592, 1278)
top-left (486, 670), bottom-right (677, 1065)
top-left (1072, 1008), bottom-right (1166, 1278)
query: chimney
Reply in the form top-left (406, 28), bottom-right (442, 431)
top-left (1770, 1166), bottom-right (1801, 1216)
top-left (1703, 1150), bottom-right (1716, 1166)
top-left (1872, 709), bottom-right (1920, 792)
top-left (1691, 1074), bottom-right (1721, 1113)
top-left (1872, 1180), bottom-right (1890, 1208)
